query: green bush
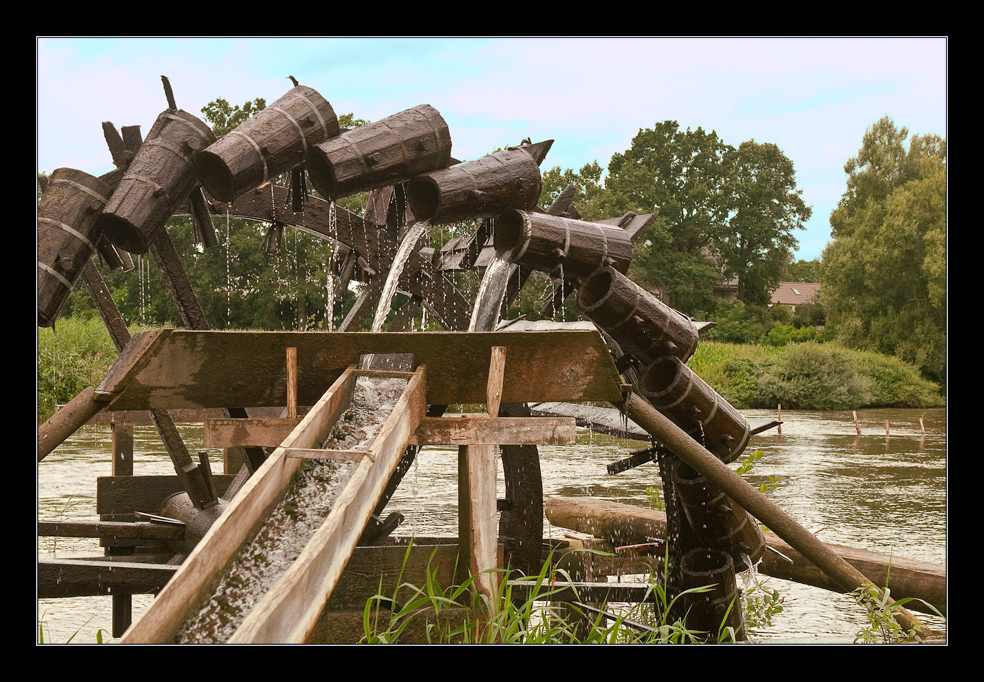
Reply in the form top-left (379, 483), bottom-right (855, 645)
top-left (763, 323), bottom-right (817, 346)
top-left (847, 347), bottom-right (945, 408)
top-left (755, 342), bottom-right (873, 410)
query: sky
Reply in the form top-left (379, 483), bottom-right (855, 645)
top-left (36, 36), bottom-right (948, 261)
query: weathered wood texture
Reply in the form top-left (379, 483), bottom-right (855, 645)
top-left (99, 330), bottom-right (624, 411)
top-left (97, 109), bottom-right (215, 254)
top-left (670, 460), bottom-right (766, 568)
top-left (196, 85), bottom-right (339, 202)
top-left (640, 355), bottom-right (751, 464)
top-left (37, 168), bottom-right (114, 326)
top-left (493, 210), bottom-right (633, 280)
top-left (307, 104), bottom-right (451, 200)
top-left (577, 264), bottom-right (700, 365)
top-left (204, 417), bottom-right (303, 448)
top-left (120, 366), bottom-right (359, 643)
top-left (545, 496), bottom-right (946, 616)
top-left (407, 146), bottom-right (543, 223)
top-left (38, 557), bottom-right (179, 599)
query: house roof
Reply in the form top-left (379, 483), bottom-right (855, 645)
top-left (771, 282), bottom-right (820, 306)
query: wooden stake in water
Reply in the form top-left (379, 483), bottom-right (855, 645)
top-left (853, 411), bottom-right (861, 436)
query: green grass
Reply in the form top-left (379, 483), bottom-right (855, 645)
top-left (361, 544), bottom-right (742, 644)
top-left (37, 316), bottom-right (118, 423)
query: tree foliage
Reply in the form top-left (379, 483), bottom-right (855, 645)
top-left (604, 121), bottom-right (734, 312)
top-left (718, 140), bottom-right (812, 305)
top-left (600, 122), bottom-right (809, 313)
top-left (820, 116), bottom-right (946, 384)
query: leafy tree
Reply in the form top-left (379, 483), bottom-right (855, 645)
top-left (539, 161), bottom-right (607, 220)
top-left (604, 121), bottom-right (732, 312)
top-left (820, 116), bottom-right (946, 384)
top-left (717, 141), bottom-right (812, 306)
top-left (200, 97), bottom-right (267, 137)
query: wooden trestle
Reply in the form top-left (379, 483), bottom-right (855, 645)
top-left (108, 328), bottom-right (619, 643)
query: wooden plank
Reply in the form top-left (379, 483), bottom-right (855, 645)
top-left (119, 366), bottom-right (359, 644)
top-left (286, 347), bottom-right (297, 419)
top-left (204, 417), bottom-right (303, 448)
top-left (410, 415), bottom-right (575, 445)
top-left (38, 519), bottom-right (185, 541)
top-left (228, 365), bottom-right (428, 643)
top-left (100, 329), bottom-right (623, 411)
top-left (38, 557), bottom-right (179, 598)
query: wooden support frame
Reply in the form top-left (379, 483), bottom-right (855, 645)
top-left (120, 365), bottom-right (361, 643)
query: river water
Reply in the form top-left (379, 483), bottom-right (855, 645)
top-left (37, 407), bottom-right (946, 644)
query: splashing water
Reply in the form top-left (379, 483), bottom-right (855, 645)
top-left (176, 377), bottom-right (409, 643)
top-left (362, 221), bottom-right (431, 368)
top-left (468, 257), bottom-right (516, 332)
top-left (370, 221), bottom-right (431, 334)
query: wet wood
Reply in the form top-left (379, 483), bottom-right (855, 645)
top-left (228, 366), bottom-right (427, 643)
top-left (640, 355), bottom-right (751, 464)
top-left (100, 329), bottom-right (624, 412)
top-left (120, 366), bottom-right (360, 643)
top-left (577, 264), bottom-right (699, 364)
top-left (98, 109), bottom-right (215, 254)
top-left (37, 168), bottom-right (114, 327)
top-left (493, 210), bottom-right (634, 281)
top-left (196, 84), bottom-right (339, 202)
top-left (407, 146), bottom-right (543, 223)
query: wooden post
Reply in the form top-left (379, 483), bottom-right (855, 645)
top-left (286, 347), bottom-right (298, 419)
top-left (457, 347), bottom-right (506, 618)
top-left (853, 411), bottom-right (861, 435)
top-left (109, 417), bottom-right (135, 637)
top-left (621, 391), bottom-right (935, 640)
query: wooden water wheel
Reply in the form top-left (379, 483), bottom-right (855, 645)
top-left (37, 77), bottom-right (594, 578)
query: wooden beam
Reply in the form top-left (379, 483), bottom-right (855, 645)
top-left (410, 415), bottom-right (575, 446)
top-left (204, 417), bottom-right (303, 448)
top-left (228, 365), bottom-right (428, 643)
top-left (486, 346), bottom-right (505, 417)
top-left (120, 366), bottom-right (360, 643)
top-left (286, 347), bottom-right (297, 419)
top-left (100, 329), bottom-right (624, 411)
top-left (456, 347), bottom-right (508, 616)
